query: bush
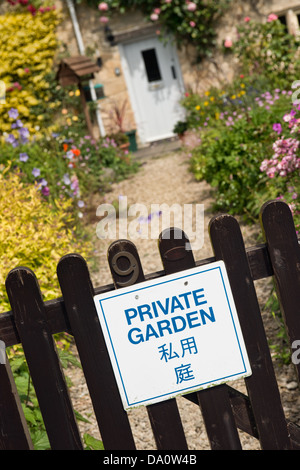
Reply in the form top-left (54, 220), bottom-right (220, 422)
top-left (189, 86), bottom-right (291, 220)
top-left (1, 108), bottom-right (139, 217)
top-left (259, 100), bottom-right (300, 234)
top-left (0, 7), bottom-right (61, 135)
top-left (0, 168), bottom-right (90, 312)
top-left (233, 14), bottom-right (300, 89)
top-left (0, 167), bottom-right (92, 448)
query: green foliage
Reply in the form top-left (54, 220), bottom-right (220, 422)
top-left (173, 119), bottom-right (188, 135)
top-left (233, 16), bottom-right (300, 89)
top-left (265, 289), bottom-right (291, 365)
top-left (189, 87), bottom-right (291, 220)
top-left (1, 108), bottom-right (139, 218)
top-left (187, 15), bottom-right (300, 223)
top-left (0, 169), bottom-right (92, 448)
top-left (0, 169), bottom-right (90, 312)
top-left (83, 433), bottom-right (104, 450)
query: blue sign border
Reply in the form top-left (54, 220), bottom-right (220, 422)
top-left (96, 264), bottom-right (249, 408)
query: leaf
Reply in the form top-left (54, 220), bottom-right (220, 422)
top-left (83, 433), bottom-right (104, 450)
top-left (10, 355), bottom-right (26, 372)
top-left (22, 405), bottom-right (37, 426)
top-left (31, 430), bottom-right (51, 450)
top-left (58, 348), bottom-right (82, 369)
top-left (74, 410), bottom-right (91, 424)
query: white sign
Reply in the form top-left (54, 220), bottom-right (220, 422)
top-left (94, 261), bottom-right (252, 410)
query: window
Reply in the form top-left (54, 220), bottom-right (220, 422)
top-left (275, 7), bottom-right (300, 36)
top-left (141, 48), bottom-right (162, 82)
top-left (278, 14), bottom-right (288, 32)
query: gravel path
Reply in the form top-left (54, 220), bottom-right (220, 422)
top-left (68, 148), bottom-right (300, 450)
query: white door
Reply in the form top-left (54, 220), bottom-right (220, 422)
top-left (120, 36), bottom-right (185, 143)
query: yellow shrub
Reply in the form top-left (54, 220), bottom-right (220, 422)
top-left (0, 9), bottom-right (61, 134)
top-left (0, 168), bottom-right (91, 313)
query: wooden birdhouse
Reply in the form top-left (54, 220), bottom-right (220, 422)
top-left (57, 56), bottom-right (101, 138)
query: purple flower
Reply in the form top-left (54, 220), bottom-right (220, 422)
top-left (39, 178), bottom-right (48, 187)
top-left (19, 153), bottom-right (29, 162)
top-left (5, 134), bottom-right (18, 147)
top-left (18, 127), bottom-right (30, 138)
top-left (8, 108), bottom-right (19, 119)
top-left (11, 119), bottom-right (23, 129)
top-left (78, 200), bottom-right (85, 208)
top-left (41, 186), bottom-right (50, 197)
top-left (32, 168), bottom-right (40, 178)
top-left (66, 150), bottom-right (74, 159)
top-left (273, 123), bottom-right (282, 135)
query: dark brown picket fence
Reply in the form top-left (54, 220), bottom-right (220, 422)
top-left (0, 199), bottom-right (300, 450)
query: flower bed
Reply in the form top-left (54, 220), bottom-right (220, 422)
top-left (0, 2), bottom-right (139, 449)
top-left (185, 15), bottom-right (299, 233)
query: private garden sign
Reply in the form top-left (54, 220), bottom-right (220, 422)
top-left (94, 261), bottom-right (252, 410)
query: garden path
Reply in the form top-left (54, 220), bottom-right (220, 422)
top-left (68, 146), bottom-right (300, 450)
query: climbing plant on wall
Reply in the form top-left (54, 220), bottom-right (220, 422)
top-left (77, 0), bottom-right (232, 62)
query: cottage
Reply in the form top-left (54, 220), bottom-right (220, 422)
top-left (55, 0), bottom-right (300, 147)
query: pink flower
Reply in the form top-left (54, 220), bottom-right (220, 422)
top-left (273, 123), bottom-right (282, 135)
top-left (99, 16), bottom-right (109, 23)
top-left (187, 2), bottom-right (197, 11)
top-left (224, 38), bottom-right (233, 48)
top-left (165, 0), bottom-right (172, 3)
top-left (190, 21), bottom-right (196, 27)
top-left (150, 13), bottom-right (159, 21)
top-left (98, 2), bottom-right (108, 11)
top-left (267, 13), bottom-right (278, 22)
top-left (244, 16), bottom-right (251, 22)
top-left (153, 8), bottom-right (161, 14)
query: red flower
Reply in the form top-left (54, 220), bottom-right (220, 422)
top-left (27, 4), bottom-right (36, 15)
top-left (71, 148), bottom-right (80, 156)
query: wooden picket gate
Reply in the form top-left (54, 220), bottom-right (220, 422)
top-left (1, 199), bottom-right (300, 450)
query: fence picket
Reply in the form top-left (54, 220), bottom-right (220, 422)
top-left (260, 200), bottom-right (300, 382)
top-left (107, 239), bottom-right (188, 450)
top-left (5, 267), bottom-right (83, 450)
top-left (0, 355), bottom-right (33, 450)
top-left (57, 253), bottom-right (136, 450)
top-left (209, 213), bottom-right (292, 450)
top-left (158, 228), bottom-right (242, 450)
